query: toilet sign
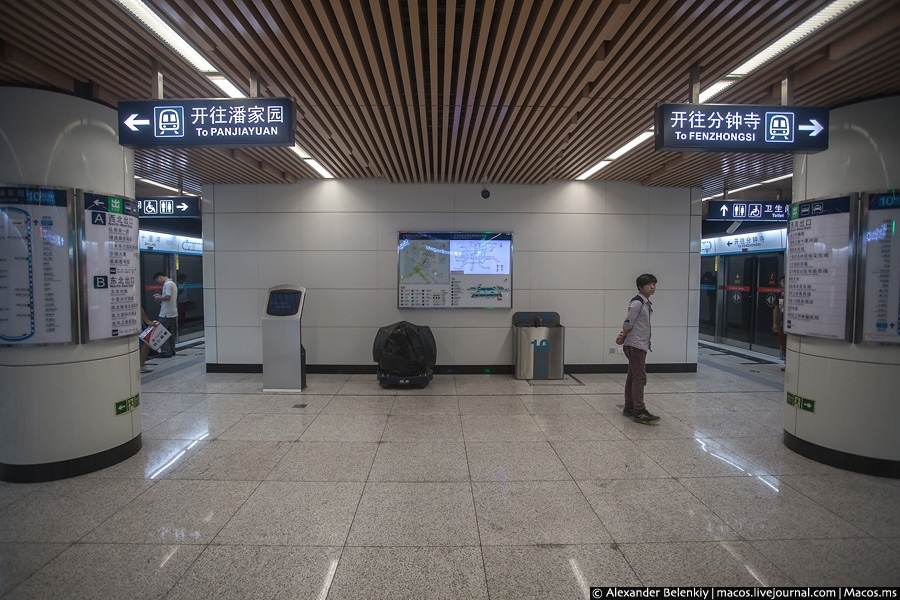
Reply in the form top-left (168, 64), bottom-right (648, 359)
top-left (138, 196), bottom-right (200, 218)
top-left (655, 104), bottom-right (829, 153)
top-left (118, 98), bottom-right (295, 148)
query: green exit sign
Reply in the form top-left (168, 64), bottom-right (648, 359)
top-left (115, 394), bottom-right (141, 416)
top-left (786, 392), bottom-right (815, 413)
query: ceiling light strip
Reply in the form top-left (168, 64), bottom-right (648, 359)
top-left (111, 0), bottom-right (216, 73)
top-left (576, 0), bottom-right (862, 180)
top-left (135, 176), bottom-right (199, 195)
top-left (207, 75), bottom-right (246, 99)
top-left (114, 0), bottom-right (332, 179)
top-left (700, 173), bottom-right (793, 201)
top-left (730, 0), bottom-right (864, 77)
top-left (305, 159), bottom-right (334, 179)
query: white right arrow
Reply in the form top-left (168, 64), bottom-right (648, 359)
top-left (798, 119), bottom-right (824, 136)
top-left (177, 203), bottom-right (189, 211)
top-left (720, 205), bottom-right (729, 216)
top-left (124, 113), bottom-right (150, 132)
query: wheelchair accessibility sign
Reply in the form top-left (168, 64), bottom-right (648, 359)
top-left (155, 106), bottom-right (184, 138)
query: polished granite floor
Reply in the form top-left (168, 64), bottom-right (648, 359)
top-left (2, 344), bottom-right (899, 598)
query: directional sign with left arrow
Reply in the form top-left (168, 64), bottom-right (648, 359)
top-left (124, 113), bottom-right (150, 131)
top-left (118, 98), bottom-right (294, 148)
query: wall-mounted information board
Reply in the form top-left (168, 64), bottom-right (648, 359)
top-left (398, 232), bottom-right (512, 308)
top-left (0, 185), bottom-right (76, 345)
top-left (858, 191), bottom-right (900, 344)
top-left (78, 191), bottom-right (141, 341)
top-left (785, 195), bottom-right (856, 340)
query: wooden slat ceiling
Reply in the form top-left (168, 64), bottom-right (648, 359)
top-left (1, 0), bottom-right (899, 200)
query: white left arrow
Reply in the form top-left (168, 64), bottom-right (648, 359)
top-left (124, 113), bottom-right (150, 131)
top-left (798, 119), bottom-right (824, 137)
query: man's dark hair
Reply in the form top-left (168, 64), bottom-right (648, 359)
top-left (636, 273), bottom-right (657, 289)
top-left (153, 272), bottom-right (167, 279)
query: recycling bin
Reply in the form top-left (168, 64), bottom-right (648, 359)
top-left (512, 312), bottom-right (565, 380)
top-left (262, 285), bottom-right (307, 391)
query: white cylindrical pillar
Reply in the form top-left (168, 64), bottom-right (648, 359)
top-left (787, 96), bottom-right (900, 477)
top-left (0, 88), bottom-right (141, 482)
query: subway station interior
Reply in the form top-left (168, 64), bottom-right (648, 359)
top-left (1, 0), bottom-right (899, 596)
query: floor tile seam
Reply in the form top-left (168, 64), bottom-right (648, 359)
top-left (59, 477), bottom-right (165, 550)
top-left (644, 475), bottom-right (750, 545)
top-left (613, 540), bottom-right (787, 585)
top-left (536, 447), bottom-right (618, 546)
top-left (0, 542), bottom-right (79, 600)
top-left (203, 478), bottom-right (273, 551)
top-left (630, 439), bottom-right (776, 478)
top-left (346, 438), bottom-right (406, 545)
top-left (765, 477), bottom-right (881, 538)
top-left (662, 413), bottom-right (783, 445)
top-left (661, 474), bottom-right (871, 541)
top-left (463, 436), bottom-right (497, 555)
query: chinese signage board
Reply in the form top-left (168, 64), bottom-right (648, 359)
top-left (699, 227), bottom-right (787, 256)
top-left (79, 191), bottom-right (142, 341)
top-left (118, 98), bottom-right (295, 148)
top-left (785, 195), bottom-right (856, 341)
top-left (705, 200), bottom-right (790, 222)
top-left (0, 185), bottom-right (76, 345)
top-left (137, 196), bottom-right (200, 218)
top-left (655, 103), bottom-right (829, 153)
top-left (138, 229), bottom-right (203, 256)
top-left (858, 191), bottom-right (900, 344)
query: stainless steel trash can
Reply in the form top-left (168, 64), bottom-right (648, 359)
top-left (512, 312), bottom-right (565, 380)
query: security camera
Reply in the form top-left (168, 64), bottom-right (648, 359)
top-left (481, 188), bottom-right (490, 199)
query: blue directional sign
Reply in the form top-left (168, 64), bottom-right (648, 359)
top-left (655, 104), bottom-right (829, 153)
top-left (706, 200), bottom-right (791, 222)
top-left (137, 196), bottom-right (200, 218)
top-left (118, 98), bottom-right (295, 148)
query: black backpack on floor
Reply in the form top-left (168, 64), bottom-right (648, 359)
top-left (372, 321), bottom-right (437, 386)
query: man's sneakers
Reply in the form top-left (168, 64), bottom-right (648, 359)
top-left (622, 407), bottom-right (634, 417)
top-left (633, 410), bottom-right (661, 425)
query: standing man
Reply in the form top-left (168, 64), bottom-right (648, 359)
top-left (153, 271), bottom-right (178, 358)
top-left (615, 273), bottom-right (661, 424)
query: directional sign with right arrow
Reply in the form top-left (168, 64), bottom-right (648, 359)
top-left (798, 119), bottom-right (825, 137)
top-left (137, 196), bottom-right (200, 218)
top-left (655, 103), bottom-right (829, 153)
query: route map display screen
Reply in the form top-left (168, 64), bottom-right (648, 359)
top-left (397, 232), bottom-right (512, 308)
